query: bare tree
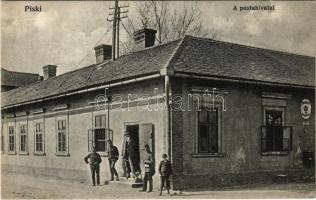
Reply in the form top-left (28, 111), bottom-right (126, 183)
top-left (120, 1), bottom-right (219, 54)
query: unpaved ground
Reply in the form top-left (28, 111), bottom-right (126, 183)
top-left (1, 172), bottom-right (315, 199)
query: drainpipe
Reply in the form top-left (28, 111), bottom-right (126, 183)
top-left (165, 75), bottom-right (171, 159)
top-left (162, 68), bottom-right (173, 163)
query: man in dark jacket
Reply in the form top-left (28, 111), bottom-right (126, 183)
top-left (158, 154), bottom-right (173, 195)
top-left (108, 139), bottom-right (119, 181)
top-left (127, 135), bottom-right (141, 179)
top-left (121, 132), bottom-right (131, 179)
top-left (84, 147), bottom-right (102, 186)
top-left (139, 144), bottom-right (154, 192)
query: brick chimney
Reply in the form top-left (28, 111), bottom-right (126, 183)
top-left (133, 28), bottom-right (157, 49)
top-left (42, 65), bottom-right (57, 80)
top-left (94, 44), bottom-right (112, 64)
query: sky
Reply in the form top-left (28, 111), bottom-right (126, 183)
top-left (1, 1), bottom-right (315, 75)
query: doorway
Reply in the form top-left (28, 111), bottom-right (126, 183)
top-left (125, 124), bottom-right (141, 174)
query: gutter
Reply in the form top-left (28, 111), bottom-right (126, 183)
top-left (174, 72), bottom-right (315, 90)
top-left (2, 73), bottom-right (162, 110)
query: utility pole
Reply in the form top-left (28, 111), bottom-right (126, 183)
top-left (108, 1), bottom-right (128, 60)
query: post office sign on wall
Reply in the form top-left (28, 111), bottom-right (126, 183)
top-left (301, 99), bottom-right (312, 120)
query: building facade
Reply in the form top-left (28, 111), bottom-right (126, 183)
top-left (1, 30), bottom-right (315, 189)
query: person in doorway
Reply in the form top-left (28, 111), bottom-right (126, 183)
top-left (139, 144), bottom-right (154, 193)
top-left (121, 132), bottom-right (131, 179)
top-left (108, 139), bottom-right (119, 181)
top-left (127, 134), bottom-right (141, 179)
top-left (84, 147), bottom-right (102, 186)
top-left (159, 154), bottom-right (173, 196)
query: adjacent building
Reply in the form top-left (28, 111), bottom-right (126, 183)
top-left (1, 29), bottom-right (315, 189)
top-left (1, 68), bottom-right (41, 92)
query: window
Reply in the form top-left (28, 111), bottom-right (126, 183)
top-left (198, 107), bottom-right (219, 153)
top-left (261, 109), bottom-right (292, 153)
top-left (94, 115), bottom-right (106, 152)
top-left (8, 126), bottom-right (15, 153)
top-left (20, 124), bottom-right (28, 153)
top-left (35, 122), bottom-right (44, 154)
top-left (1, 123), bottom-right (4, 154)
top-left (57, 120), bottom-right (67, 152)
top-left (88, 115), bottom-right (113, 153)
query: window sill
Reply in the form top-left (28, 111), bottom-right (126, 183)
top-left (192, 153), bottom-right (225, 158)
top-left (55, 152), bottom-right (70, 157)
top-left (8, 152), bottom-right (17, 155)
top-left (19, 152), bottom-right (29, 156)
top-left (34, 152), bottom-right (46, 156)
top-left (261, 151), bottom-right (289, 156)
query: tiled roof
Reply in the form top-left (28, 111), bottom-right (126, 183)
top-left (1, 36), bottom-right (314, 108)
top-left (1, 68), bottom-right (40, 87)
top-left (1, 39), bottom-right (182, 108)
top-left (170, 36), bottom-right (315, 87)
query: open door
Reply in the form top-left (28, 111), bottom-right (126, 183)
top-left (139, 123), bottom-right (155, 175)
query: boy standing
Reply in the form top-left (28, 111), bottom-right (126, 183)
top-left (140, 144), bottom-right (154, 192)
top-left (158, 154), bottom-right (173, 196)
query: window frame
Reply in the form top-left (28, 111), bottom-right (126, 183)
top-left (261, 106), bottom-right (291, 155)
top-left (34, 121), bottom-right (45, 156)
top-left (88, 114), bottom-right (109, 154)
top-left (8, 124), bottom-right (16, 155)
top-left (194, 104), bottom-right (223, 157)
top-left (1, 121), bottom-right (4, 154)
top-left (197, 107), bottom-right (219, 154)
top-left (19, 123), bottom-right (28, 155)
top-left (56, 117), bottom-right (69, 156)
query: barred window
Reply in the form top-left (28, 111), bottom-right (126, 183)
top-left (94, 115), bottom-right (106, 152)
top-left (20, 124), bottom-right (28, 153)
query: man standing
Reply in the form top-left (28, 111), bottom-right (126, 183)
top-left (108, 139), bottom-right (119, 181)
top-left (127, 135), bottom-right (140, 179)
top-left (84, 147), bottom-right (102, 186)
top-left (140, 144), bottom-right (154, 192)
top-left (159, 154), bottom-right (173, 196)
top-left (122, 132), bottom-right (131, 179)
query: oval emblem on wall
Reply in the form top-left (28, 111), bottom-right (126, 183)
top-left (301, 99), bottom-right (311, 120)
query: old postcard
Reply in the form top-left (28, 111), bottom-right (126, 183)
top-left (1, 0), bottom-right (315, 199)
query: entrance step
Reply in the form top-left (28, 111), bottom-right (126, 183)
top-left (106, 177), bottom-right (143, 188)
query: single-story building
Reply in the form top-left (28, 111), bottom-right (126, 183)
top-left (1, 29), bottom-right (315, 189)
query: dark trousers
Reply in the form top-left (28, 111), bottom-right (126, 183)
top-left (90, 165), bottom-right (100, 186)
top-left (109, 159), bottom-right (118, 179)
top-left (142, 172), bottom-right (153, 191)
top-left (122, 159), bottom-right (131, 177)
top-left (160, 175), bottom-right (170, 190)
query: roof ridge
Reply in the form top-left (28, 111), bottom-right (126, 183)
top-left (117, 38), bottom-right (183, 59)
top-left (162, 36), bottom-right (187, 70)
top-left (1, 67), bottom-right (39, 76)
top-left (185, 35), bottom-right (314, 59)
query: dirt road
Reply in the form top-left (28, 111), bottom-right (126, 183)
top-left (1, 173), bottom-right (315, 199)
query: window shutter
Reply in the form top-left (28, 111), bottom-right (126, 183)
top-left (88, 129), bottom-right (94, 152)
top-left (261, 126), bottom-right (267, 152)
top-left (282, 126), bottom-right (292, 151)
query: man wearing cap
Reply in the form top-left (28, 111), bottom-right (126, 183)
top-left (84, 147), bottom-right (102, 186)
top-left (126, 134), bottom-right (140, 178)
top-left (122, 132), bottom-right (131, 179)
top-left (108, 139), bottom-right (119, 181)
top-left (140, 144), bottom-right (154, 192)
